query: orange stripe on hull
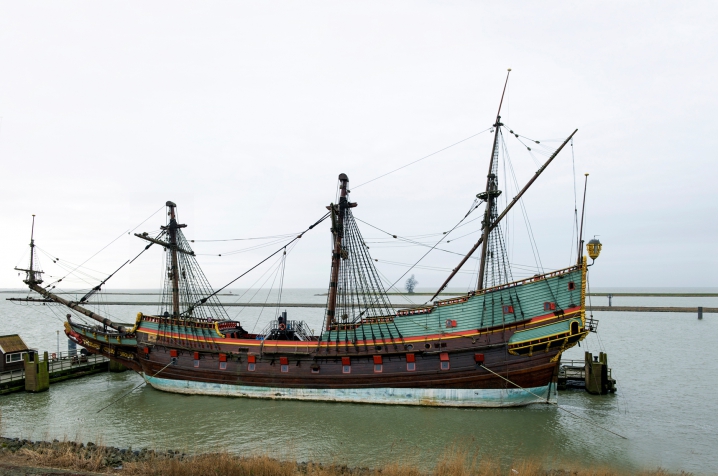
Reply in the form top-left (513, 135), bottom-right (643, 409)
top-left (136, 306), bottom-right (581, 348)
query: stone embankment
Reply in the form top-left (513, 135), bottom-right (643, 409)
top-left (0, 436), bottom-right (690, 476)
top-left (0, 436), bottom-right (189, 468)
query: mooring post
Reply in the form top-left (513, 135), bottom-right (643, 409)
top-left (698, 306), bottom-right (703, 320)
top-left (24, 351), bottom-right (49, 393)
top-left (109, 360), bottom-right (128, 372)
top-left (584, 351), bottom-right (608, 395)
top-left (608, 294), bottom-right (613, 307)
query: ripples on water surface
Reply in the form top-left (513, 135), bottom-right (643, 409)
top-left (1, 289), bottom-right (716, 474)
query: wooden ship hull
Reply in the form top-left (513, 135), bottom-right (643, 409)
top-left (61, 262), bottom-right (589, 407)
top-left (21, 72), bottom-right (598, 408)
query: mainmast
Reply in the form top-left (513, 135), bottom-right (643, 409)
top-left (325, 174), bottom-right (356, 330)
top-left (476, 70), bottom-right (510, 291)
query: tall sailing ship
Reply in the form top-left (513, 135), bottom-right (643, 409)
top-left (16, 76), bottom-right (602, 407)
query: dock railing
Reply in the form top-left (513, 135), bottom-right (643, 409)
top-left (47, 351), bottom-right (108, 374)
top-left (0, 351), bottom-right (108, 386)
top-left (560, 359), bottom-right (614, 381)
top-left (0, 369), bottom-right (25, 385)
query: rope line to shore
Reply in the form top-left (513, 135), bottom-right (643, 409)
top-left (95, 361), bottom-right (174, 414)
top-left (480, 364), bottom-right (628, 439)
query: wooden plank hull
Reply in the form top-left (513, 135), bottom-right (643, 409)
top-left (66, 262), bottom-right (588, 407)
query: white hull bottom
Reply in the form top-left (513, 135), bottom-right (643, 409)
top-left (143, 375), bottom-right (557, 408)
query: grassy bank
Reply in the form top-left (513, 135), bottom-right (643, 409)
top-left (0, 437), bottom-right (694, 476)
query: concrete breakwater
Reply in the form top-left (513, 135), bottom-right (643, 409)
top-left (8, 297), bottom-right (716, 313)
top-left (587, 306), bottom-right (716, 313)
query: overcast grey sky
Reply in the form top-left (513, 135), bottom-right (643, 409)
top-left (1, 1), bottom-right (716, 291)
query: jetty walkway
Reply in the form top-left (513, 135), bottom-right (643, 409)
top-left (0, 351), bottom-right (111, 395)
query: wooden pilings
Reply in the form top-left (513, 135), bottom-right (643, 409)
top-left (584, 351), bottom-right (616, 395)
top-left (24, 351), bottom-right (49, 393)
top-left (108, 360), bottom-right (128, 372)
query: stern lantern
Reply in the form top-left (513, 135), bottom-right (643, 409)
top-left (587, 237), bottom-right (602, 262)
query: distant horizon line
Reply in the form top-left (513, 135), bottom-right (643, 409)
top-left (3, 286), bottom-right (718, 292)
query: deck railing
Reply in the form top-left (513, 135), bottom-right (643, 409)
top-left (261, 319), bottom-right (314, 341)
top-left (560, 359), bottom-right (614, 379)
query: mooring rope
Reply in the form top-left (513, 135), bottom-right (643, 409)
top-left (479, 363), bottom-right (628, 439)
top-left (95, 360), bottom-right (174, 414)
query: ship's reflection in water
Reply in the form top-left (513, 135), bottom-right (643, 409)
top-left (1, 293), bottom-right (718, 474)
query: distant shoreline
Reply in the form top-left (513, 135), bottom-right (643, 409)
top-left (2, 290), bottom-right (717, 297)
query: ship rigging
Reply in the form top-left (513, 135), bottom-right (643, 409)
top-left (13, 72), bottom-right (601, 408)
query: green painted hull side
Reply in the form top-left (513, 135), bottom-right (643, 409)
top-left (322, 266), bottom-right (583, 340)
top-left (132, 266), bottom-right (583, 344)
top-left (137, 322), bottom-right (219, 339)
top-left (74, 326), bottom-right (138, 346)
top-left (508, 317), bottom-right (582, 344)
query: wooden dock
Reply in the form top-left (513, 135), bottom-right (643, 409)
top-left (558, 355), bottom-right (617, 393)
top-left (0, 352), bottom-right (111, 395)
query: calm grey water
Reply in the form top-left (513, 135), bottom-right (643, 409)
top-left (1, 288), bottom-right (716, 474)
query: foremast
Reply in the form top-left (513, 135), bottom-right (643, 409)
top-left (134, 202), bottom-right (186, 318)
top-left (134, 201), bottom-right (229, 322)
top-left (166, 201), bottom-right (182, 317)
